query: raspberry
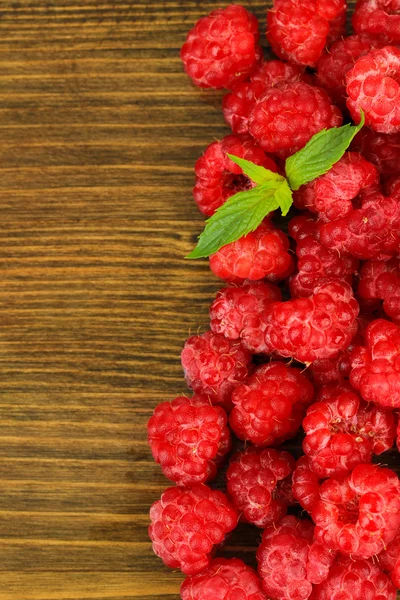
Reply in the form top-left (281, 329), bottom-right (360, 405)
top-left (292, 153), bottom-right (379, 223)
top-left (257, 516), bottom-right (336, 600)
top-left (226, 447), bottom-right (295, 528)
top-left (248, 81), bottom-right (343, 159)
top-left (316, 34), bottom-right (383, 109)
top-left (223, 60), bottom-right (308, 135)
top-left (346, 46), bottom-right (400, 134)
top-left (353, 0), bottom-right (400, 43)
top-left (302, 383), bottom-right (395, 478)
top-left (379, 530), bottom-right (400, 588)
top-left (149, 484), bottom-right (238, 575)
top-left (320, 187), bottom-right (400, 260)
top-left (350, 318), bottom-right (400, 408)
top-left (357, 259), bottom-right (400, 322)
top-left (209, 220), bottom-right (294, 284)
top-left (292, 456), bottom-right (321, 512)
top-left (181, 331), bottom-right (252, 410)
top-left (229, 362), bottom-right (314, 446)
top-left (180, 5), bottom-right (261, 89)
top-left (180, 558), bottom-right (267, 600)
top-left (147, 395), bottom-right (231, 487)
top-left (352, 128), bottom-right (400, 177)
top-left (312, 463), bottom-right (400, 558)
top-left (288, 216), bottom-right (359, 298)
top-left (263, 282), bottom-right (359, 363)
top-left (266, 0), bottom-right (346, 67)
top-left (193, 135), bottom-right (277, 217)
top-left (209, 280), bottom-right (281, 345)
top-left (311, 555), bottom-right (397, 600)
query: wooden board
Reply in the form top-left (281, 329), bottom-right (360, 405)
top-left (0, 1), bottom-right (398, 600)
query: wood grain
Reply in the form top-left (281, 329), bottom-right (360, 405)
top-left (1, 2), bottom-right (396, 600)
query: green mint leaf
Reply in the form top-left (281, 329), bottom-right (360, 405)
top-left (186, 183), bottom-right (283, 259)
top-left (285, 110), bottom-right (365, 191)
top-left (227, 154), bottom-right (284, 185)
top-left (274, 179), bottom-right (293, 216)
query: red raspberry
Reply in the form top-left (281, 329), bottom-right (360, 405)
top-left (353, 0), bottom-right (400, 44)
top-left (302, 383), bottom-right (396, 478)
top-left (346, 46), bottom-right (400, 134)
top-left (312, 463), bottom-right (400, 558)
top-left (223, 60), bottom-right (308, 135)
top-left (180, 557), bottom-right (267, 600)
top-left (350, 318), bottom-right (400, 408)
top-left (266, 0), bottom-right (346, 67)
top-left (229, 362), bottom-right (314, 446)
top-left (257, 516), bottom-right (336, 600)
top-left (149, 484), bottom-right (238, 575)
top-left (263, 282), bottom-right (359, 363)
top-left (193, 135), bottom-right (277, 217)
top-left (320, 187), bottom-right (400, 260)
top-left (226, 447), bottom-right (295, 528)
top-left (292, 153), bottom-right (379, 223)
top-left (311, 555), bottom-right (397, 600)
top-left (352, 128), bottom-right (400, 177)
top-left (147, 395), bottom-right (231, 487)
top-left (379, 530), bottom-right (400, 588)
top-left (180, 5), bottom-right (261, 89)
top-left (357, 259), bottom-right (400, 323)
top-left (248, 81), bottom-right (343, 159)
top-left (292, 456), bottom-right (321, 512)
top-left (209, 280), bottom-right (281, 345)
top-left (316, 34), bottom-right (383, 109)
top-left (288, 216), bottom-right (359, 298)
top-left (209, 220), bottom-right (294, 284)
top-left (181, 331), bottom-right (252, 410)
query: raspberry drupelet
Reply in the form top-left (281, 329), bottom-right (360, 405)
top-left (350, 318), bottom-right (400, 408)
top-left (193, 135), bottom-right (277, 217)
top-left (302, 383), bottom-right (395, 478)
top-left (379, 530), bottom-right (400, 589)
top-left (181, 331), bottom-right (252, 410)
top-left (346, 45), bottom-right (400, 134)
top-left (180, 4), bottom-right (262, 89)
top-left (149, 484), bottom-right (238, 575)
top-left (267, 0), bottom-right (347, 67)
top-left (147, 395), bottom-right (231, 487)
top-left (352, 128), bottom-right (400, 177)
top-left (353, 0), bottom-right (400, 44)
top-left (312, 463), bottom-right (400, 558)
top-left (230, 362), bottom-right (314, 447)
top-left (209, 220), bottom-right (294, 284)
top-left (226, 447), bottom-right (295, 528)
top-left (292, 455), bottom-right (321, 512)
top-left (357, 258), bottom-right (400, 323)
top-left (180, 557), bottom-right (267, 600)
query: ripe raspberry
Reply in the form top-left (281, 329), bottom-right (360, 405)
top-left (292, 456), bottom-right (321, 512)
top-left (209, 220), bottom-right (294, 284)
top-left (350, 318), bottom-right (400, 408)
top-left (263, 282), bottom-right (359, 363)
top-left (209, 280), bottom-right (281, 345)
top-left (229, 362), bottom-right (314, 446)
top-left (346, 46), bottom-right (400, 134)
top-left (248, 81), bottom-right (343, 159)
top-left (302, 383), bottom-right (396, 478)
top-left (147, 395), bottom-right (231, 487)
top-left (266, 0), bottom-right (346, 67)
top-left (379, 530), bottom-right (400, 588)
top-left (226, 447), bottom-right (295, 528)
top-left (181, 331), bottom-right (252, 410)
top-left (312, 463), bottom-right (400, 558)
top-left (320, 187), bottom-right (400, 260)
top-left (257, 516), bottom-right (336, 600)
top-left (180, 5), bottom-right (261, 89)
top-left (194, 135), bottom-right (277, 217)
top-left (180, 558), bottom-right (267, 600)
top-left (311, 555), bottom-right (397, 600)
top-left (292, 153), bottom-right (379, 223)
top-left (288, 216), bottom-right (359, 298)
top-left (353, 0), bottom-right (400, 44)
top-left (357, 259), bottom-right (400, 323)
top-left (352, 128), bottom-right (400, 177)
top-left (316, 34), bottom-right (383, 109)
top-left (223, 60), bottom-right (308, 135)
top-left (149, 484), bottom-right (238, 575)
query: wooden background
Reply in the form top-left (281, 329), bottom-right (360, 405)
top-left (1, 2), bottom-right (394, 600)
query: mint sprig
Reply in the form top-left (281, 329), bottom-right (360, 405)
top-left (187, 112), bottom-right (364, 259)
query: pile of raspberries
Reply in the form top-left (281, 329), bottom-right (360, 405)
top-left (148, 2), bottom-right (400, 599)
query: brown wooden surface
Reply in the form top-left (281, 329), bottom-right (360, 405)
top-left (1, 2), bottom-right (396, 600)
